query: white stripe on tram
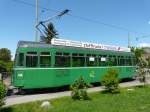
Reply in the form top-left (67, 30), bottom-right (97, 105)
top-left (14, 66), bottom-right (135, 70)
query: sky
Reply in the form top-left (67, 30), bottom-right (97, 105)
top-left (0, 0), bottom-right (150, 59)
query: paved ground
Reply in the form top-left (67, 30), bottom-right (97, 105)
top-left (4, 79), bottom-right (150, 107)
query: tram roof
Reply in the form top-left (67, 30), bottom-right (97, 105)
top-left (17, 41), bottom-right (133, 55)
top-left (18, 41), bottom-right (53, 48)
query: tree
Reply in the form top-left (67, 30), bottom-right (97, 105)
top-left (136, 58), bottom-right (148, 86)
top-left (146, 57), bottom-right (150, 68)
top-left (0, 81), bottom-right (6, 107)
top-left (41, 22), bottom-right (58, 44)
top-left (131, 47), bottom-right (144, 62)
top-left (0, 61), bottom-right (6, 73)
top-left (5, 61), bottom-right (13, 74)
top-left (70, 76), bottom-right (90, 100)
top-left (0, 48), bottom-right (11, 62)
top-left (101, 68), bottom-right (120, 93)
top-left (131, 46), bottom-right (150, 86)
top-left (130, 46), bottom-right (135, 53)
top-left (131, 47), bottom-right (149, 86)
top-left (0, 48), bottom-right (13, 74)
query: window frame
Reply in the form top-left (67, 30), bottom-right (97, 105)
top-left (86, 54), bottom-right (98, 67)
top-left (40, 52), bottom-right (51, 67)
top-left (55, 52), bottom-right (71, 67)
top-left (26, 52), bottom-right (38, 67)
top-left (16, 52), bottom-right (25, 67)
top-left (72, 53), bottom-right (85, 67)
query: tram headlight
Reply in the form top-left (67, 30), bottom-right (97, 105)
top-left (17, 73), bottom-right (23, 79)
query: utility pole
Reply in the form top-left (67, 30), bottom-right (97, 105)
top-left (35, 0), bottom-right (39, 42)
top-left (128, 32), bottom-right (131, 48)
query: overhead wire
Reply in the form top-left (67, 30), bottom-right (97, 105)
top-left (135, 34), bottom-right (150, 41)
top-left (11, 0), bottom-right (150, 40)
top-left (12, 0), bottom-right (59, 12)
top-left (11, 0), bottom-right (142, 33)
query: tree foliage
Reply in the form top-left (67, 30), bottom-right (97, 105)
top-left (0, 48), bottom-right (11, 62)
top-left (0, 61), bottom-right (6, 73)
top-left (131, 47), bottom-right (149, 86)
top-left (0, 81), bottom-right (6, 107)
top-left (70, 76), bottom-right (90, 100)
top-left (41, 22), bottom-right (58, 44)
top-left (146, 57), bottom-right (150, 68)
top-left (101, 68), bottom-right (120, 93)
top-left (130, 47), bottom-right (144, 62)
top-left (136, 58), bottom-right (148, 86)
top-left (0, 48), bottom-right (13, 74)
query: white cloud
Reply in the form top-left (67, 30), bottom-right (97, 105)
top-left (139, 43), bottom-right (150, 47)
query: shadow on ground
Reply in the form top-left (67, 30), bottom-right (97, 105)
top-left (8, 78), bottom-right (134, 95)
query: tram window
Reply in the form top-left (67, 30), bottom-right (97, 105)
top-left (125, 58), bottom-right (127, 66)
top-left (86, 54), bottom-right (97, 66)
top-left (118, 56), bottom-right (120, 66)
top-left (79, 54), bottom-right (84, 56)
top-left (18, 53), bottom-right (24, 66)
top-left (92, 54), bottom-right (96, 57)
top-left (114, 56), bottom-right (118, 66)
top-left (64, 53), bottom-right (70, 56)
top-left (55, 52), bottom-right (70, 67)
top-left (129, 58), bottom-right (132, 65)
top-left (73, 53), bottom-right (78, 56)
top-left (107, 56), bottom-right (117, 66)
top-left (40, 52), bottom-right (51, 67)
top-left (125, 58), bottom-right (128, 66)
top-left (119, 56), bottom-right (125, 66)
top-left (126, 57), bottom-right (132, 66)
top-left (112, 56), bottom-right (117, 66)
top-left (99, 55), bottom-right (107, 66)
top-left (72, 53), bottom-right (85, 67)
top-left (26, 52), bottom-right (38, 67)
top-left (56, 52), bottom-right (62, 56)
top-left (107, 56), bottom-right (113, 66)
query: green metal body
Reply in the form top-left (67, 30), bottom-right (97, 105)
top-left (12, 44), bottom-right (136, 89)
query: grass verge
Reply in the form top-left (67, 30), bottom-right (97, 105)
top-left (1, 86), bottom-right (150, 112)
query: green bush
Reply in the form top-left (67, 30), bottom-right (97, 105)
top-left (101, 68), bottom-right (120, 93)
top-left (136, 58), bottom-right (148, 86)
top-left (0, 81), bottom-right (6, 107)
top-left (70, 76), bottom-right (90, 100)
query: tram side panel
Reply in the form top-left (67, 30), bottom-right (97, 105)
top-left (12, 68), bottom-right (72, 89)
top-left (69, 66), bottom-right (135, 84)
top-left (12, 66), bottom-right (135, 89)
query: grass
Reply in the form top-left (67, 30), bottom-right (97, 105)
top-left (1, 86), bottom-right (150, 112)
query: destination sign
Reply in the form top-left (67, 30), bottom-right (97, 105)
top-left (51, 38), bottom-right (130, 52)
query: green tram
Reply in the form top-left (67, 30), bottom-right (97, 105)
top-left (12, 39), bottom-right (136, 90)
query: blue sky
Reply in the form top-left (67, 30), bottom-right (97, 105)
top-left (0, 0), bottom-right (150, 58)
